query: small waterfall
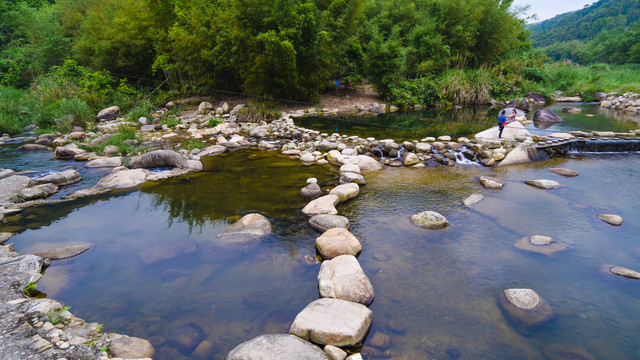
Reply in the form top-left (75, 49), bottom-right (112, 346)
top-left (568, 138), bottom-right (640, 154)
top-left (454, 145), bottom-right (481, 166)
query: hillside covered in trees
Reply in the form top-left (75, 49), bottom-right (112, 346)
top-left (529, 0), bottom-right (640, 63)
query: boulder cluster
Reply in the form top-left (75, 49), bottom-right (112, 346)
top-left (599, 92), bottom-right (640, 114)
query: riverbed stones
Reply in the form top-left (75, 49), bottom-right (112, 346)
top-left (31, 243), bottom-right (93, 260)
top-left (17, 143), bottom-right (48, 151)
top-left (329, 183), bottom-right (360, 202)
top-left (0, 232), bottom-right (13, 244)
top-left (109, 335), bottom-right (155, 358)
top-left (0, 175), bottom-right (33, 203)
top-left (596, 213), bottom-right (623, 226)
top-left (340, 172), bottom-right (366, 185)
top-left (318, 255), bottom-right (374, 306)
top-left (228, 334), bottom-right (330, 360)
top-left (302, 178), bottom-right (322, 197)
top-left (128, 149), bottom-right (187, 169)
top-left (339, 164), bottom-right (360, 174)
top-left (216, 213), bottom-right (272, 247)
top-left (409, 211), bottom-right (449, 230)
top-left (302, 195), bottom-right (340, 216)
top-left (309, 215), bottom-right (350, 233)
top-left (543, 343), bottom-right (596, 360)
top-left (533, 108), bottom-right (563, 124)
top-left (497, 144), bottom-right (539, 166)
top-left (197, 145), bottom-right (227, 157)
top-left (524, 179), bottom-right (563, 189)
top-left (140, 239), bottom-right (197, 265)
top-left (34, 169), bottom-right (82, 186)
top-left (499, 288), bottom-right (553, 327)
top-left (316, 228), bottom-right (362, 259)
top-left (16, 183), bottom-right (57, 201)
top-left (97, 105), bottom-right (120, 121)
top-left (463, 193), bottom-right (485, 207)
top-left (96, 168), bottom-right (150, 188)
top-left (324, 345), bottom-right (347, 360)
top-left (514, 235), bottom-right (568, 256)
top-left (168, 322), bottom-right (205, 354)
top-left (548, 168), bottom-right (579, 177)
top-left (289, 298), bottom-right (373, 347)
top-left (85, 156), bottom-right (122, 168)
top-left (403, 152), bottom-right (420, 166)
top-left (602, 265), bottom-right (640, 279)
top-left (479, 176), bottom-right (504, 190)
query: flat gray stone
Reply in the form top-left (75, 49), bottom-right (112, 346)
top-left (548, 168), bottom-right (579, 177)
top-left (97, 168), bottom-right (150, 188)
top-left (214, 213), bottom-right (272, 249)
top-left (339, 172), bottom-right (366, 185)
top-left (479, 176), bottom-right (504, 190)
top-left (85, 157), bottom-right (122, 168)
top-left (309, 215), bottom-right (350, 233)
top-left (318, 255), bottom-right (374, 306)
top-left (0, 232), bottom-right (14, 245)
top-left (607, 265), bottom-right (640, 279)
top-left (31, 243), bottom-right (93, 260)
top-left (228, 334), bottom-right (329, 360)
top-left (524, 179), bottom-right (563, 189)
top-left (198, 145), bottom-right (227, 157)
top-left (596, 213), bottom-right (623, 226)
top-left (289, 298), bottom-right (373, 347)
top-left (0, 175), bottom-right (33, 202)
top-left (410, 211), bottom-right (449, 230)
top-left (499, 288), bottom-right (553, 327)
top-left (18, 183), bottom-right (58, 201)
top-left (463, 193), bottom-right (485, 207)
top-left (315, 228), bottom-right (361, 259)
top-left (34, 169), bottom-right (82, 186)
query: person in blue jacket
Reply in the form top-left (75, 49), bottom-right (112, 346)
top-left (497, 110), bottom-right (507, 138)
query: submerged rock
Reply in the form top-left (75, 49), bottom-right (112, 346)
top-left (514, 235), bottom-right (568, 256)
top-left (109, 335), bottom-right (155, 359)
top-left (228, 334), bottom-right (330, 360)
top-left (543, 343), bottom-right (596, 360)
top-left (309, 215), bottom-right (350, 233)
top-left (596, 213), bottom-right (623, 226)
top-left (289, 298), bottom-right (373, 347)
top-left (167, 322), bottom-right (205, 354)
top-left (463, 193), bottom-right (485, 207)
top-left (315, 228), bottom-right (361, 259)
top-left (302, 195), bottom-right (339, 216)
top-left (548, 168), bottom-right (579, 177)
top-left (524, 179), bottom-right (563, 189)
top-left (214, 213), bottom-right (272, 249)
top-left (31, 243), bottom-right (93, 260)
top-left (602, 264), bottom-right (640, 279)
top-left (499, 288), bottom-right (553, 327)
top-left (318, 255), bottom-right (374, 306)
top-left (410, 211), bottom-right (449, 230)
top-left (139, 239), bottom-right (197, 265)
top-left (479, 176), bottom-right (504, 190)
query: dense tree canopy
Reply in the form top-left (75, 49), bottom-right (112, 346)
top-left (0, 0), bottom-right (531, 100)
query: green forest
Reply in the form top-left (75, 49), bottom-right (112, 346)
top-left (1, 0), bottom-right (640, 134)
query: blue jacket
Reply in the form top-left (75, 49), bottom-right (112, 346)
top-left (498, 113), bottom-right (507, 127)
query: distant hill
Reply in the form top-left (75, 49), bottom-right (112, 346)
top-left (529, 0), bottom-right (640, 47)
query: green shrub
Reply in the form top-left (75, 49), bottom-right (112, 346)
top-left (0, 85), bottom-right (34, 134)
top-left (81, 125), bottom-right (139, 155)
top-left (182, 139), bottom-right (205, 150)
top-left (160, 117), bottom-right (180, 128)
top-left (125, 98), bottom-right (155, 122)
top-left (236, 103), bottom-right (281, 123)
top-left (53, 97), bottom-right (93, 132)
top-left (207, 117), bottom-right (221, 127)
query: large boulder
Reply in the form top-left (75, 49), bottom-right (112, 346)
top-left (329, 183), bottom-right (359, 202)
top-left (506, 98), bottom-right (530, 112)
top-left (197, 102), bottom-right (214, 114)
top-left (289, 298), bottom-right (373, 347)
top-left (409, 211), bottom-right (449, 230)
top-left (0, 254), bottom-right (44, 302)
top-left (17, 183), bottom-right (58, 201)
top-left (475, 121), bottom-right (530, 140)
top-left (309, 215), bottom-right (350, 233)
top-left (318, 255), bottom-right (374, 306)
top-left (97, 105), bottom-right (121, 121)
top-left (315, 228), bottom-right (362, 259)
top-left (96, 168), bottom-right (150, 188)
top-left (302, 195), bottom-right (339, 217)
top-left (497, 145), bottom-right (544, 167)
top-left (128, 150), bottom-right (187, 169)
top-left (215, 213), bottom-right (272, 248)
top-left (227, 334), bottom-right (330, 360)
top-left (525, 92), bottom-right (546, 104)
top-left (498, 288), bottom-right (553, 327)
top-left (109, 336), bottom-right (155, 359)
top-left (524, 179), bottom-right (563, 190)
top-left (33, 169), bottom-right (82, 186)
top-left (0, 175), bottom-right (33, 203)
top-left (533, 108), bottom-right (563, 125)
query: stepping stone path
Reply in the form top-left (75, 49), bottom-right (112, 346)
top-left (302, 195), bottom-right (340, 216)
top-left (316, 228), bottom-right (362, 259)
top-left (329, 183), bottom-right (360, 202)
top-left (301, 178), bottom-right (322, 197)
top-left (318, 255), bottom-right (375, 306)
top-left (309, 214), bottom-right (350, 233)
top-left (596, 213), bottom-right (623, 226)
top-left (289, 298), bottom-right (373, 347)
top-left (548, 167), bottom-right (579, 177)
top-left (524, 179), bottom-right (563, 189)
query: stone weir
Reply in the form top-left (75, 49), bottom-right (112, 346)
top-left (534, 132), bottom-right (640, 158)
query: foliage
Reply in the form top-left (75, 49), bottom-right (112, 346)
top-left (125, 99), bottom-right (156, 123)
top-left (0, 85), bottom-right (33, 134)
top-left (207, 117), bottom-right (222, 127)
top-left (160, 117), bottom-right (180, 128)
top-left (48, 306), bottom-right (71, 325)
top-left (182, 139), bottom-right (206, 150)
top-left (236, 103), bottom-right (282, 123)
top-left (81, 125), bottom-right (139, 155)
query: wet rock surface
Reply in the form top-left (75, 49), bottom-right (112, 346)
top-left (463, 193), bottom-right (485, 207)
top-left (514, 236), bottom-right (568, 256)
top-left (318, 255), bottom-right (374, 306)
top-left (309, 214), bottom-right (350, 233)
top-left (302, 195), bottom-right (340, 216)
top-left (499, 288), bottom-right (553, 327)
top-left (524, 179), bottom-right (563, 189)
top-left (596, 213), bottom-right (623, 226)
top-left (410, 211), bottom-right (449, 230)
top-left (479, 176), bottom-right (504, 190)
top-left (315, 228), bottom-right (362, 259)
top-left (227, 334), bottom-right (330, 360)
top-left (548, 167), bottom-right (579, 177)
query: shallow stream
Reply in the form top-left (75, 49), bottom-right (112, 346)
top-left (2, 105), bottom-right (640, 359)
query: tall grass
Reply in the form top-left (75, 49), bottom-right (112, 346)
top-left (81, 125), bottom-right (139, 155)
top-left (236, 102), bottom-right (282, 123)
top-left (0, 86), bottom-right (33, 134)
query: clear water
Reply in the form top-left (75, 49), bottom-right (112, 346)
top-left (2, 108), bottom-right (640, 359)
top-left (298, 103), bottom-right (640, 140)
